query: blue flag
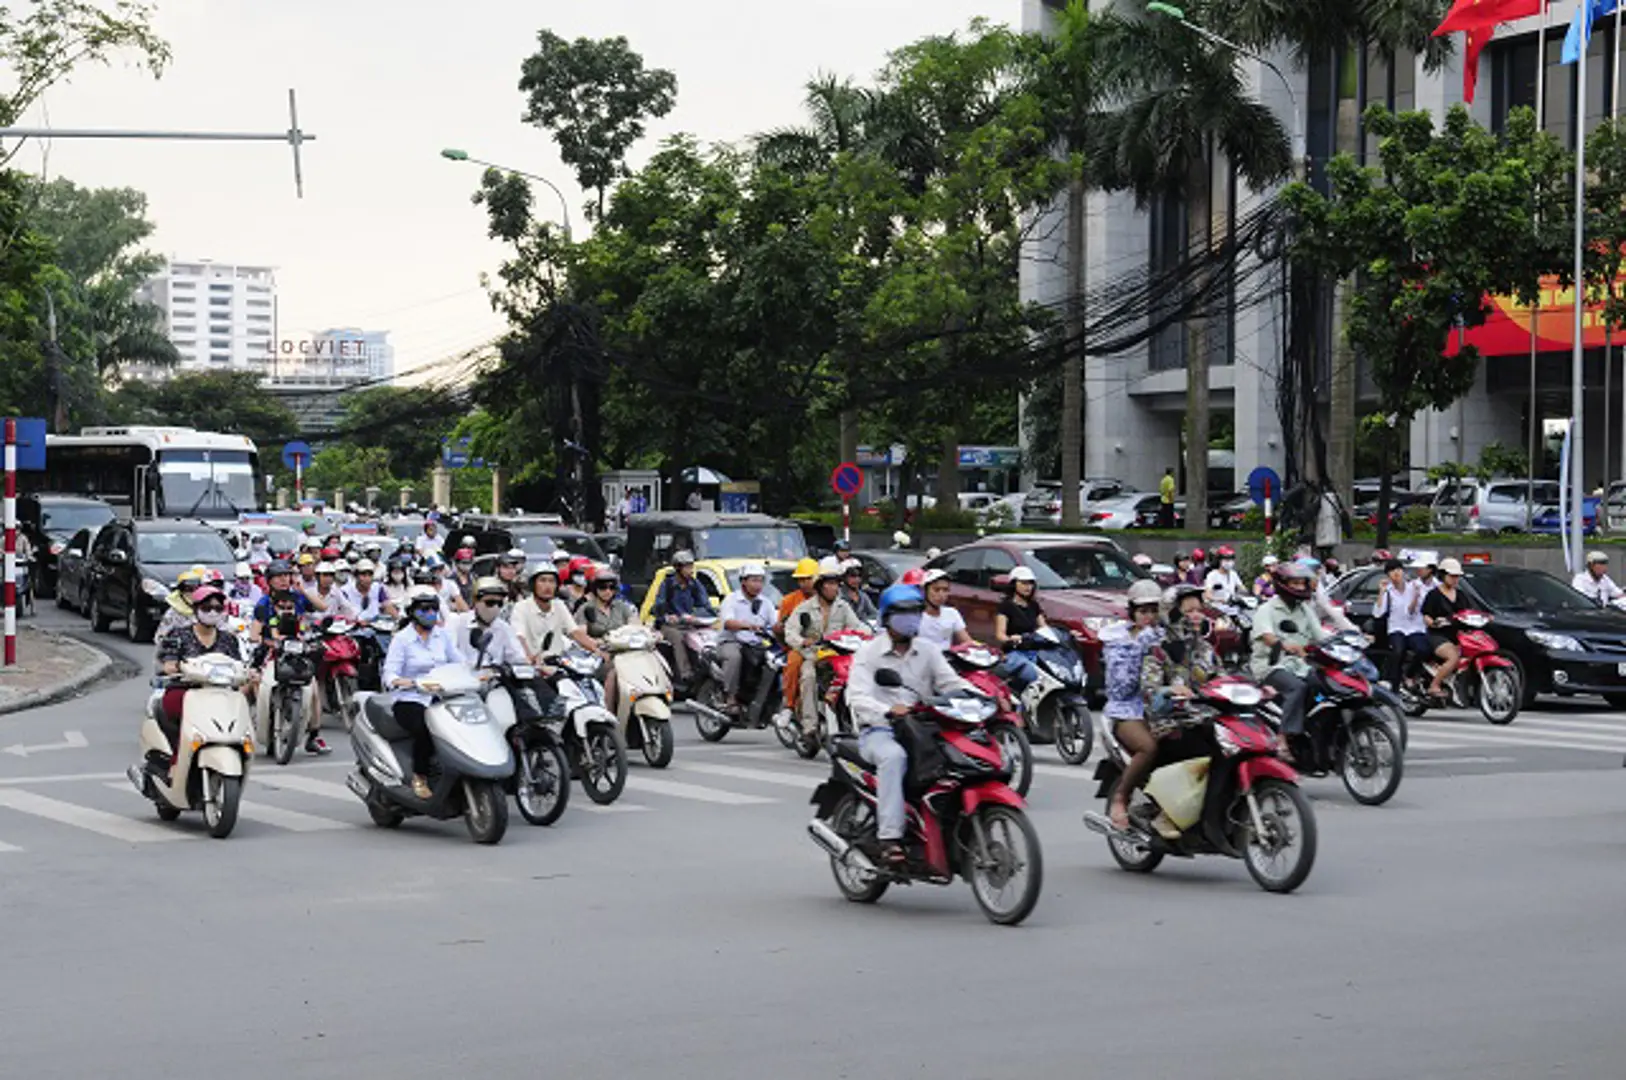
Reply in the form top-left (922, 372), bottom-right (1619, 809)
top-left (1564, 0), bottom-right (1619, 64)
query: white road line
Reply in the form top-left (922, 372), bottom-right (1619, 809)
top-left (253, 773), bottom-right (361, 802)
top-left (578, 802), bottom-right (649, 813)
top-left (1403, 725), bottom-right (1625, 755)
top-left (0, 839), bottom-right (22, 853)
top-left (0, 771), bottom-right (126, 787)
top-left (1412, 721), bottom-right (1626, 747)
top-left (625, 776), bottom-right (776, 805)
top-left (1407, 756), bottom-right (1516, 766)
top-left (1492, 716), bottom-right (1626, 736)
top-left (97, 783), bottom-right (355, 832)
top-left (677, 762), bottom-right (815, 788)
top-left (1033, 763), bottom-right (1093, 780)
top-left (724, 749), bottom-right (814, 763)
top-left (0, 789), bottom-right (196, 843)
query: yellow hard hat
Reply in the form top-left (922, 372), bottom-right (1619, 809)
top-left (176, 565), bottom-right (208, 587)
top-left (793, 557), bottom-right (820, 579)
top-left (297, 552), bottom-right (316, 566)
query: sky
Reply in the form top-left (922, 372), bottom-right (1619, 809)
top-left (15, 0), bottom-right (1016, 383)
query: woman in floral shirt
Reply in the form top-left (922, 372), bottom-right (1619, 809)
top-left (1140, 583), bottom-right (1221, 736)
top-left (1101, 580), bottom-right (1167, 829)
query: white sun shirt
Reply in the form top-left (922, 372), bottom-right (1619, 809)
top-left (917, 606), bottom-right (966, 648)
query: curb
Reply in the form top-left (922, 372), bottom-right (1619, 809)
top-left (0, 630), bottom-right (116, 717)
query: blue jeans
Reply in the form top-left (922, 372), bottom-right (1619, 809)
top-left (859, 726), bottom-right (907, 841)
top-left (998, 650), bottom-right (1041, 692)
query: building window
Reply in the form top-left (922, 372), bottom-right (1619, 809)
top-left (248, 312), bottom-right (271, 322)
top-left (247, 299), bottom-right (271, 309)
top-left (210, 338), bottom-right (230, 349)
top-left (210, 353), bottom-right (231, 363)
top-left (1148, 190), bottom-right (1186, 373)
top-left (247, 285), bottom-right (270, 294)
top-left (172, 280), bottom-right (195, 290)
top-left (209, 283), bottom-right (231, 291)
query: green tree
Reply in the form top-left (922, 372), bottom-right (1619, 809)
top-left (0, 0), bottom-right (168, 133)
top-left (518, 30), bottom-right (678, 221)
top-left (0, 176), bottom-right (62, 418)
top-left (304, 444), bottom-right (399, 496)
top-left (333, 385), bottom-right (460, 481)
top-left (108, 370), bottom-right (299, 448)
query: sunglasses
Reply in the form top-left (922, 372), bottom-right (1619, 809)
top-left (477, 599), bottom-right (502, 609)
top-left (595, 582), bottom-right (618, 590)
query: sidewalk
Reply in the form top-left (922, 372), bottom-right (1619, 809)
top-left (0, 626), bottom-right (113, 715)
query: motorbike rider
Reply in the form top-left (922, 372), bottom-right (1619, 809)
top-left (572, 564), bottom-right (639, 650)
top-left (249, 560), bottom-right (311, 646)
top-left (1299, 556), bottom-right (1358, 633)
top-left (1202, 546), bottom-right (1245, 604)
top-left (414, 518), bottom-right (445, 560)
top-left (382, 584), bottom-right (462, 800)
top-left (1100, 580), bottom-right (1171, 830)
top-left (994, 566), bottom-right (1048, 691)
top-left (1252, 554), bottom-right (1278, 599)
top-left (653, 549), bottom-right (714, 690)
top-left (340, 559), bottom-right (396, 622)
top-left (153, 584), bottom-right (252, 766)
top-left (453, 577), bottom-right (531, 669)
top-left (562, 556), bottom-right (594, 611)
top-left (449, 546), bottom-right (478, 609)
top-left (1421, 557), bottom-right (1472, 703)
top-left (309, 562), bottom-right (358, 619)
top-left (247, 533), bottom-right (271, 564)
top-left (228, 562), bottom-right (263, 616)
top-left (1185, 548), bottom-right (1208, 587)
top-left (1573, 550), bottom-right (1625, 607)
top-left (382, 555), bottom-right (413, 607)
top-left (1412, 554), bottom-right (1439, 593)
top-left (1373, 556), bottom-right (1428, 690)
top-left (785, 556), bottom-right (866, 737)
top-left (1173, 551), bottom-right (1194, 584)
top-left (717, 563), bottom-right (778, 716)
top-left (777, 557), bottom-right (822, 715)
top-left (296, 552), bottom-right (319, 594)
top-left (1250, 561), bottom-right (1326, 750)
top-left (154, 565), bottom-right (210, 645)
top-left (847, 584), bottom-right (974, 866)
top-left (918, 568), bottom-right (973, 648)
top-left (495, 549), bottom-right (527, 611)
top-left (839, 559), bottom-right (879, 622)
top-left (512, 564), bottom-right (578, 667)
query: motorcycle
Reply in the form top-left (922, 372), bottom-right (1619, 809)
top-left (550, 646), bottom-right (631, 805)
top-left (807, 668), bottom-right (1044, 925)
top-left (1083, 676), bottom-right (1318, 893)
top-left (945, 640), bottom-right (1035, 796)
top-left (1398, 610), bottom-right (1521, 724)
top-left (688, 626), bottom-right (788, 746)
top-left (793, 626), bottom-right (872, 760)
top-left (1259, 629), bottom-right (1405, 806)
top-left (1007, 627), bottom-right (1093, 766)
top-left (318, 617), bottom-right (363, 731)
top-left (352, 615), bottom-right (394, 691)
top-left (128, 654), bottom-right (254, 838)
top-left (1212, 594), bottom-right (1257, 671)
top-left (482, 661), bottom-right (571, 827)
top-left (604, 623), bottom-right (675, 768)
top-left (347, 663), bottom-right (514, 844)
top-left (255, 625), bottom-right (321, 766)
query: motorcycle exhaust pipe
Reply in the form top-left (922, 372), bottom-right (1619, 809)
top-left (684, 700), bottom-right (730, 726)
top-left (808, 818), bottom-right (879, 875)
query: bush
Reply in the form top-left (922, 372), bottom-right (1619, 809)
top-left (1398, 505), bottom-right (1433, 534)
top-left (1240, 505), bottom-right (1266, 532)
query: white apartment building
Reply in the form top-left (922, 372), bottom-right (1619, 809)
top-left (136, 258), bottom-right (277, 375)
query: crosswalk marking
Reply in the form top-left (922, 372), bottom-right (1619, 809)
top-left (0, 839), bottom-right (22, 853)
top-left (625, 776), bottom-right (775, 805)
top-left (579, 802), bottom-right (649, 813)
top-left (677, 762), bottom-right (815, 788)
top-left (253, 773), bottom-right (360, 802)
top-left (1406, 725), bottom-right (1625, 755)
top-left (0, 789), bottom-right (197, 843)
top-left (99, 782), bottom-right (352, 833)
top-left (1408, 756), bottom-right (1516, 766)
top-left (1033, 762), bottom-right (1093, 781)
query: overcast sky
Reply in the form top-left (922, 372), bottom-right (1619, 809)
top-left (16, 0), bottom-right (1013, 380)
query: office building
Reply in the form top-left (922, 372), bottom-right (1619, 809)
top-left (134, 258), bottom-right (277, 377)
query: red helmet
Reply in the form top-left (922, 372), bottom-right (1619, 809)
top-left (321, 546), bottom-right (341, 560)
top-left (899, 568), bottom-right (926, 586)
top-left (1215, 545), bottom-right (1235, 559)
top-left (1191, 547), bottom-right (1206, 561)
top-left (454, 547), bottom-right (475, 561)
top-left (566, 556), bottom-right (595, 580)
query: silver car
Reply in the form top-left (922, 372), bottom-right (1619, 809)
top-left (1430, 478), bottom-right (1560, 534)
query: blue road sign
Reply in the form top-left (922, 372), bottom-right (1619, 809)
top-left (831, 462), bottom-right (863, 498)
top-left (281, 440), bottom-right (311, 470)
top-left (1247, 465), bottom-right (1282, 507)
top-left (441, 437), bottom-right (485, 469)
top-left (4, 418), bottom-right (46, 471)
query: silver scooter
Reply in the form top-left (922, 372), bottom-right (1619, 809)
top-left (550, 647), bottom-right (628, 805)
top-left (346, 663), bottom-right (515, 844)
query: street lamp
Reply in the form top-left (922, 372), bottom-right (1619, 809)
top-left (1145, 3), bottom-right (1305, 177)
top-left (440, 147), bottom-right (573, 240)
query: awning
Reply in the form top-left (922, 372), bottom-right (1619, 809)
top-left (681, 466), bottom-right (731, 485)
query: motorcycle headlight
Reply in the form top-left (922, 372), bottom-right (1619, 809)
top-left (943, 696), bottom-right (996, 722)
top-left (1213, 723), bottom-right (1242, 756)
top-left (621, 632), bottom-right (653, 651)
top-left (1080, 617), bottom-right (1116, 634)
top-left (510, 664), bottom-right (536, 680)
top-left (444, 698), bottom-right (489, 725)
top-left (1040, 654), bottom-right (1081, 681)
top-left (282, 641), bottom-right (305, 656)
top-left (142, 577), bottom-right (169, 600)
top-left (1529, 630), bottom-right (1582, 652)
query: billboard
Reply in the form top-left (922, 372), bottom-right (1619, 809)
top-left (1457, 275), bottom-right (1625, 358)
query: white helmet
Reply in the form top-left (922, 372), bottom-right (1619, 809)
top-left (314, 561), bottom-right (336, 575)
top-left (737, 563), bottom-right (766, 580)
top-left (405, 584), bottom-right (439, 606)
top-left (922, 568), bottom-right (950, 586)
top-left (816, 556), bottom-right (845, 580)
top-left (354, 559), bottom-right (376, 573)
top-left (233, 561), bottom-right (252, 579)
top-left (841, 558), bottom-right (863, 573)
top-left (551, 548), bottom-right (573, 564)
top-left (1009, 566), bottom-right (1037, 583)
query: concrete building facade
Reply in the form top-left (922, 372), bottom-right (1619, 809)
top-left (134, 258), bottom-right (276, 377)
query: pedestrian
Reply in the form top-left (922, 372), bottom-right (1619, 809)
top-left (618, 490), bottom-right (633, 529)
top-left (686, 489), bottom-right (702, 511)
top-left (1158, 467), bottom-right (1176, 528)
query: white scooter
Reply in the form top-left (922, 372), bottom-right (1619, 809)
top-left (346, 663), bottom-right (514, 844)
top-left (128, 654), bottom-right (255, 838)
top-left (605, 623), bottom-right (675, 768)
top-left (1010, 627), bottom-right (1094, 766)
top-left (551, 647), bottom-right (629, 805)
top-left (482, 660), bottom-right (572, 827)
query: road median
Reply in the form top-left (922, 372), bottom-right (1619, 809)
top-left (0, 626), bottom-right (116, 717)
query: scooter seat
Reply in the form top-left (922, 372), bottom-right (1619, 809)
top-left (364, 694), bottom-right (410, 741)
top-left (831, 735), bottom-right (867, 767)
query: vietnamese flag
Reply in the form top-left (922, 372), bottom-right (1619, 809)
top-left (1434, 0), bottom-right (1544, 102)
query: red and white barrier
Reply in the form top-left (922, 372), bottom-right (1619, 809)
top-left (4, 417), bottom-right (16, 666)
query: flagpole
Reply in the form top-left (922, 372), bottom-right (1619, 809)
top-left (1529, 1), bottom-right (1549, 527)
top-left (1615, 1), bottom-right (1624, 487)
top-left (1570, 32), bottom-right (1589, 576)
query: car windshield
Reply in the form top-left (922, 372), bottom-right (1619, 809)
top-left (257, 526), bottom-right (302, 553)
top-left (513, 531), bottom-right (606, 560)
top-left (155, 450), bottom-right (256, 516)
top-left (1465, 569), bottom-right (1594, 612)
top-left (136, 530), bottom-right (234, 565)
top-left (697, 526), bottom-right (806, 561)
top-left (38, 502), bottom-right (114, 539)
top-left (1023, 546), bottom-right (1146, 589)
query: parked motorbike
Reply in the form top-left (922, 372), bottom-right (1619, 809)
top-left (1083, 676), bottom-right (1317, 893)
top-left (1399, 610), bottom-right (1521, 724)
top-left (128, 654), bottom-right (254, 838)
top-left (1008, 627), bottom-right (1093, 766)
top-left (482, 661), bottom-right (571, 826)
top-left (347, 663), bottom-right (513, 844)
top-left (807, 668), bottom-right (1044, 925)
top-left (551, 646), bottom-right (631, 805)
top-left (318, 617), bottom-right (363, 731)
top-left (945, 640), bottom-right (1035, 796)
top-left (1258, 628), bottom-right (1405, 806)
top-left (605, 623), bottom-right (675, 768)
top-left (255, 624), bottom-right (321, 766)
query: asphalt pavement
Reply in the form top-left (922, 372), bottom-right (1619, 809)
top-left (3, 605), bottom-right (1626, 1078)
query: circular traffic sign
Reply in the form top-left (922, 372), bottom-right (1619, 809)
top-left (1247, 465), bottom-right (1282, 507)
top-left (281, 440), bottom-right (311, 470)
top-left (830, 461), bottom-right (863, 498)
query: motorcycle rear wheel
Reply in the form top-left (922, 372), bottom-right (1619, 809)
top-left (1051, 703), bottom-right (1093, 766)
top-left (1240, 780), bottom-right (1316, 894)
top-left (1478, 666), bottom-right (1520, 725)
top-left (516, 741), bottom-right (570, 826)
top-left (367, 800), bottom-right (405, 828)
top-left (154, 801), bottom-right (182, 822)
top-left (966, 805), bottom-right (1043, 926)
top-left (1340, 715), bottom-right (1403, 806)
top-left (828, 793), bottom-right (888, 904)
top-left (1104, 783), bottom-right (1164, 873)
top-left (692, 679), bottom-right (731, 742)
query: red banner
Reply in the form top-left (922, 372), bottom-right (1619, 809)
top-left (1453, 276), bottom-right (1625, 357)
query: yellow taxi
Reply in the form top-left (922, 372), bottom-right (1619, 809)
top-left (638, 558), bottom-right (802, 625)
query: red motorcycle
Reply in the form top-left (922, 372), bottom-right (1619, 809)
top-left (807, 670), bottom-right (1044, 925)
top-left (317, 617), bottom-right (363, 731)
top-left (1083, 676), bottom-right (1318, 893)
top-left (798, 627), bottom-right (873, 759)
top-left (1399, 610), bottom-right (1521, 724)
top-left (945, 641), bottom-right (1035, 797)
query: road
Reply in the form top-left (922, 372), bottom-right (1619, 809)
top-left (3, 605), bottom-right (1626, 1078)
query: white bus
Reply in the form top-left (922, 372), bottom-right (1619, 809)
top-left (22, 427), bottom-right (267, 521)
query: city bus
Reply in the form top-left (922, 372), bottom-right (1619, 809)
top-left (21, 426), bottom-right (267, 521)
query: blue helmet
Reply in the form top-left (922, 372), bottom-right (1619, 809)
top-left (877, 583), bottom-right (925, 624)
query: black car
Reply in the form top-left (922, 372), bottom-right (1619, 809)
top-left (457, 514), bottom-right (605, 565)
top-left (53, 525), bottom-right (106, 614)
top-left (18, 493), bottom-right (116, 598)
top-left (86, 518), bottom-right (237, 643)
top-left (1208, 492), bottom-right (1255, 530)
top-left (1328, 563), bottom-right (1626, 707)
top-left (790, 518), bottom-right (839, 558)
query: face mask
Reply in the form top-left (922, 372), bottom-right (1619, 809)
top-left (390, 571), bottom-right (404, 583)
top-left (411, 607), bottom-right (439, 628)
top-left (887, 612), bottom-right (923, 639)
top-left (197, 609), bottom-right (224, 627)
top-left (1221, 560), bottom-right (1235, 571)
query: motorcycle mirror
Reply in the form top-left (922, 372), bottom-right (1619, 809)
top-left (875, 668), bottom-right (904, 688)
top-left (1277, 619), bottom-right (1299, 634)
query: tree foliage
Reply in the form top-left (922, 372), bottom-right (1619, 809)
top-left (108, 370), bottom-right (298, 448)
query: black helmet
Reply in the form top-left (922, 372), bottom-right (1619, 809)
top-left (265, 558), bottom-right (293, 577)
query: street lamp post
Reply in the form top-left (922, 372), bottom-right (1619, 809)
top-left (1145, 3), bottom-right (1305, 179)
top-left (440, 148), bottom-right (573, 240)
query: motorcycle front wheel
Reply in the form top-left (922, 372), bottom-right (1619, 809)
top-left (579, 726), bottom-right (628, 805)
top-left (1339, 714), bottom-right (1403, 806)
top-left (201, 770), bottom-right (241, 839)
top-left (965, 805), bottom-right (1043, 926)
top-left (1478, 665), bottom-right (1520, 725)
top-left (516, 741), bottom-right (570, 826)
top-left (640, 718), bottom-right (673, 768)
top-left (273, 693), bottom-right (300, 766)
top-left (1051, 703), bottom-right (1093, 766)
top-left (1240, 779), bottom-right (1317, 894)
top-left (464, 779), bottom-right (509, 844)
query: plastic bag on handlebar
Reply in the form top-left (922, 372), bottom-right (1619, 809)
top-left (895, 714), bottom-right (949, 789)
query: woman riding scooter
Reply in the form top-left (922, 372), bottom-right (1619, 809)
top-left (154, 585), bottom-right (253, 768)
top-left (382, 585), bottom-right (463, 800)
